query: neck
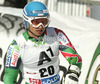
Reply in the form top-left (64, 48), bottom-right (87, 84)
top-left (27, 29), bottom-right (39, 39)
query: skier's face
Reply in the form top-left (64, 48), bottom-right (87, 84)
top-left (28, 18), bottom-right (49, 38)
top-left (29, 22), bottom-right (46, 38)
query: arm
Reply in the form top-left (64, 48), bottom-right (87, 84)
top-left (3, 40), bottom-right (21, 84)
top-left (55, 28), bottom-right (82, 83)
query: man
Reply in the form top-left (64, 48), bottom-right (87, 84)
top-left (3, 1), bottom-right (82, 84)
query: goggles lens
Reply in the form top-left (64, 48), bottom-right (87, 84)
top-left (31, 18), bottom-right (49, 27)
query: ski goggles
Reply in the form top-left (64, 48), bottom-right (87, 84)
top-left (30, 17), bottom-right (50, 28)
top-left (31, 17), bottom-right (50, 28)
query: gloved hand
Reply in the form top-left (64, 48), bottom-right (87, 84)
top-left (63, 73), bottom-right (78, 84)
top-left (62, 65), bottom-right (81, 84)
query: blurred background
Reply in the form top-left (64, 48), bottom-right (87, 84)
top-left (0, 0), bottom-right (100, 84)
top-left (1, 0), bottom-right (100, 20)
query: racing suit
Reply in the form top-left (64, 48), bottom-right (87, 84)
top-left (3, 27), bottom-right (82, 84)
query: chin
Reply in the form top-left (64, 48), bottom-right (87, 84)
top-left (37, 32), bottom-right (44, 36)
top-left (37, 34), bottom-right (43, 36)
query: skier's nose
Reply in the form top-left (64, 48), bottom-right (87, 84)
top-left (38, 25), bottom-right (44, 29)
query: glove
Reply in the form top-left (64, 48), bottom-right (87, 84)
top-left (62, 65), bottom-right (81, 84)
top-left (64, 73), bottom-right (78, 84)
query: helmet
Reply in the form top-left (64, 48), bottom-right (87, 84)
top-left (22, 1), bottom-right (50, 29)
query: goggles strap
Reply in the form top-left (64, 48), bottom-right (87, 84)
top-left (27, 29), bottom-right (40, 38)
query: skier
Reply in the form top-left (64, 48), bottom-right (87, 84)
top-left (3, 1), bottom-right (82, 84)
